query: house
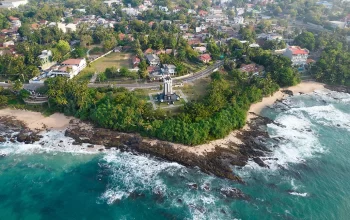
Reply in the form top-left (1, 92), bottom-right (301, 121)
top-left (138, 4), bottom-right (148, 12)
top-left (239, 63), bottom-right (264, 75)
top-left (38, 50), bottom-right (56, 70)
top-left (199, 10), bottom-right (208, 16)
top-left (205, 15), bottom-right (227, 23)
top-left (30, 23), bottom-right (40, 30)
top-left (188, 9), bottom-right (196, 15)
top-left (9, 17), bottom-right (21, 28)
top-left (122, 8), bottom-right (140, 16)
top-left (65, 23), bottom-right (77, 33)
top-left (104, 0), bottom-right (122, 7)
top-left (233, 16), bottom-right (244, 24)
top-left (329, 21), bottom-right (346, 29)
top-left (188, 38), bottom-right (202, 45)
top-left (113, 46), bottom-right (123, 52)
top-left (193, 46), bottom-right (207, 53)
top-left (179, 24), bottom-right (189, 31)
top-left (132, 56), bottom-right (140, 67)
top-left (0, 0), bottom-right (28, 9)
top-left (162, 64), bottom-right (176, 75)
top-left (199, 54), bottom-right (211, 63)
top-left (3, 40), bottom-right (14, 47)
top-left (144, 48), bottom-right (153, 54)
top-left (143, 0), bottom-right (152, 6)
top-left (146, 54), bottom-right (160, 66)
top-left (148, 66), bottom-right (162, 79)
top-left (283, 46), bottom-right (309, 67)
top-left (58, 58), bottom-right (87, 78)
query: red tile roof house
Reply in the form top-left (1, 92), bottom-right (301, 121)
top-left (283, 46), bottom-right (309, 67)
top-left (8, 16), bottom-right (19, 21)
top-left (199, 54), bottom-right (212, 63)
top-left (239, 63), bottom-right (265, 76)
top-left (198, 10), bottom-right (208, 16)
top-left (144, 48), bottom-right (154, 54)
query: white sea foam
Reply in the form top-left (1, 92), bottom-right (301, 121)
top-left (99, 151), bottom-right (182, 204)
top-left (289, 192), bottom-right (308, 197)
top-left (239, 93), bottom-right (343, 174)
top-left (262, 111), bottom-right (325, 170)
top-left (0, 130), bottom-right (100, 155)
top-left (296, 104), bottom-right (350, 131)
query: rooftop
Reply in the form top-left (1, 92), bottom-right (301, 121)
top-left (61, 59), bottom-right (84, 65)
top-left (288, 46), bottom-right (309, 55)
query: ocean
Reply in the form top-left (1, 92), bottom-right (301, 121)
top-left (1, 89), bottom-right (350, 220)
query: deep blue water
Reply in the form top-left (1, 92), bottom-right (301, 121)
top-left (1, 89), bottom-right (350, 219)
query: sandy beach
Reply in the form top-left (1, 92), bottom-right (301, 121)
top-left (0, 109), bottom-right (72, 130)
top-left (0, 81), bottom-right (326, 155)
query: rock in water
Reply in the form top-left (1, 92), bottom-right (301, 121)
top-left (220, 187), bottom-right (248, 200)
top-left (253, 157), bottom-right (270, 168)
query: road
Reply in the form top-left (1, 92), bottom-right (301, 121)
top-left (1, 60), bottom-right (225, 90)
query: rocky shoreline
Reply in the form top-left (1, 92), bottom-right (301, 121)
top-left (0, 112), bottom-right (280, 183)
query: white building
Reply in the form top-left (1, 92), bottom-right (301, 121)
top-left (233, 16), bottom-right (244, 24)
top-left (193, 46), bottom-right (207, 53)
top-left (283, 46), bottom-right (309, 67)
top-left (104, 0), bottom-right (122, 7)
top-left (38, 50), bottom-right (56, 70)
top-left (122, 8), bottom-right (140, 16)
top-left (65, 23), bottom-right (77, 33)
top-left (50, 58), bottom-right (87, 79)
top-left (3, 40), bottom-right (15, 47)
top-left (162, 64), bottom-right (176, 76)
top-left (0, 0), bottom-right (28, 9)
top-left (205, 15), bottom-right (227, 23)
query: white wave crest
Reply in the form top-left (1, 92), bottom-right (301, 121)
top-left (0, 130), bottom-right (100, 156)
top-left (296, 104), bottom-right (350, 131)
top-left (289, 192), bottom-right (308, 197)
top-left (99, 151), bottom-right (182, 204)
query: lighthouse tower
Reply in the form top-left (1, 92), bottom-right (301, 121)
top-left (163, 76), bottom-right (173, 96)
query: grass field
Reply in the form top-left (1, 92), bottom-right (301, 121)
top-left (81, 52), bottom-right (133, 74)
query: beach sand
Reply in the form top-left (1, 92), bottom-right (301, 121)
top-left (0, 109), bottom-right (72, 130)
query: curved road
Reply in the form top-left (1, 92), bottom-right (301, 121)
top-left (2, 60), bottom-right (224, 90)
top-left (86, 60), bottom-right (223, 89)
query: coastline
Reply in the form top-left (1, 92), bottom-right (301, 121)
top-left (0, 81), bottom-right (326, 182)
top-left (176, 81), bottom-right (326, 155)
top-left (0, 109), bottom-right (72, 130)
top-left (0, 81), bottom-right (325, 151)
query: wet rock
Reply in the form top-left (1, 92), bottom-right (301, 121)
top-left (253, 157), bottom-right (269, 168)
top-left (202, 183), bottom-right (210, 191)
top-left (281, 89), bottom-right (294, 96)
top-left (187, 183), bottom-right (198, 190)
top-left (0, 136), bottom-right (5, 143)
top-left (87, 145), bottom-right (94, 148)
top-left (220, 187), bottom-right (248, 200)
top-left (177, 198), bottom-right (182, 203)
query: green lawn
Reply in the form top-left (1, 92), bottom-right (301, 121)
top-left (78, 52), bottom-right (133, 81)
top-left (90, 52), bottom-right (133, 72)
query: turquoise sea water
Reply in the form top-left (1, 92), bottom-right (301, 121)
top-left (1, 89), bottom-right (350, 220)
